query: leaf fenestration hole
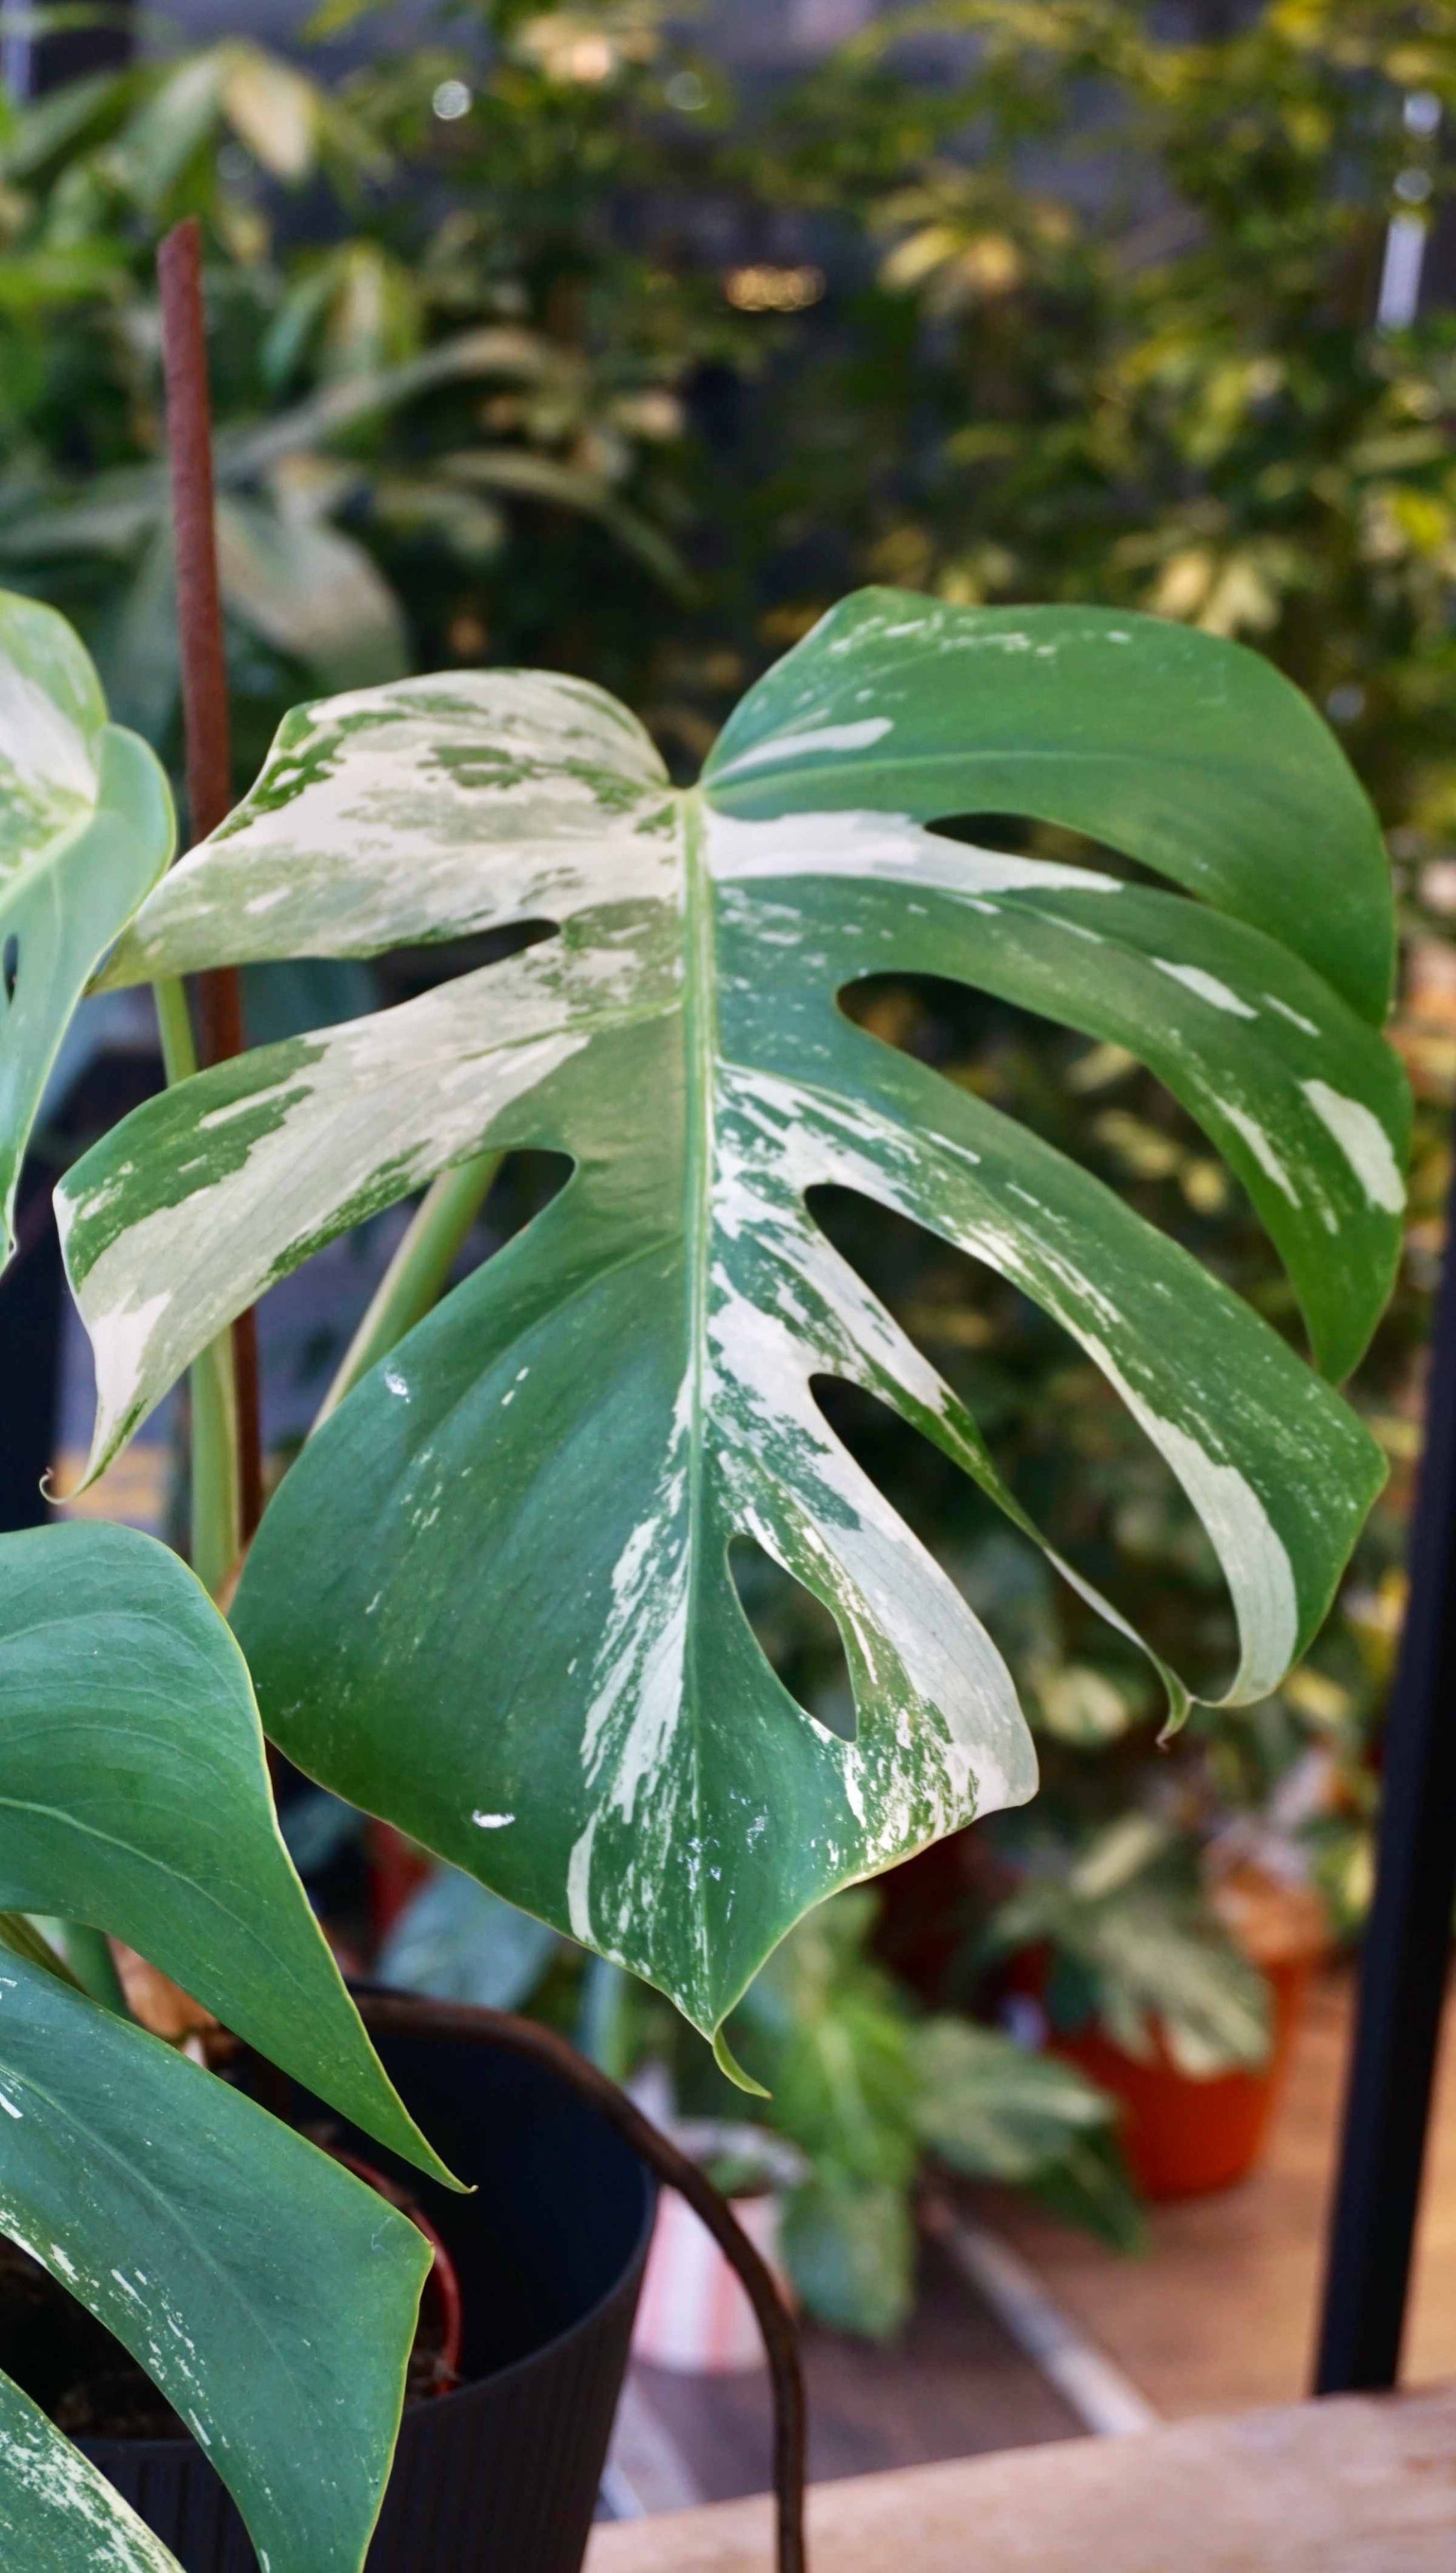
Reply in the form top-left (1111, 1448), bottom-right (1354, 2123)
top-left (926, 812), bottom-right (1154, 886)
top-left (803, 1194), bottom-right (1233, 1705)
top-left (374, 915), bottom-right (560, 1004)
top-left (1, 935), bottom-right (16, 1005)
top-left (728, 1533), bottom-right (857, 1741)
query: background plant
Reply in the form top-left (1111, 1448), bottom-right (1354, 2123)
top-left (376, 1866), bottom-right (1142, 2337)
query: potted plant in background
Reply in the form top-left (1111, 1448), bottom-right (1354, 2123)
top-left (973, 1811), bottom-right (1327, 2202)
top-left (638, 1888), bottom-right (1142, 2351)
top-left (1, 507), bottom-right (1407, 2560)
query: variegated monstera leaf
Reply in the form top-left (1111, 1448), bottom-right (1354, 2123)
top-left (0, 592), bottom-right (172, 1257)
top-left (61, 590), bottom-right (1407, 2043)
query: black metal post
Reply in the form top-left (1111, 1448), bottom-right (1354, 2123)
top-left (1315, 1141), bottom-right (1456, 2391)
top-left (0, 1168), bottom-right (64, 1530)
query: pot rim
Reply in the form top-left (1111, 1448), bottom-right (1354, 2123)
top-left (75, 2019), bottom-right (657, 2462)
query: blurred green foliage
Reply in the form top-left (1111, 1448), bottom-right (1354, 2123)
top-left (7, 0), bottom-right (1455, 2006)
top-left (723, 1890), bottom-right (1143, 2334)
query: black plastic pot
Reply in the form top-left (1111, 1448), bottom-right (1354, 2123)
top-left (81, 2012), bottom-right (656, 2572)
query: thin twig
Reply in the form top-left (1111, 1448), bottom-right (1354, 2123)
top-left (156, 216), bottom-right (263, 1548)
top-left (358, 1991), bottom-right (809, 2573)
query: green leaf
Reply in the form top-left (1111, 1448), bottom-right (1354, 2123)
top-left (705, 589), bottom-right (1395, 1025)
top-left (1083, 1889), bottom-right (1273, 2077)
top-left (988, 1833), bottom-right (1275, 2079)
top-left (1028, 2128), bottom-right (1147, 2255)
top-left (58, 602), bottom-right (1401, 2037)
top-left (95, 534), bottom-right (183, 746)
top-left (377, 1864), bottom-right (559, 2010)
top-left (112, 52), bottom-right (231, 206)
top-left (0, 1521), bottom-right (453, 2188)
top-left (780, 2173), bottom-right (914, 2339)
top-left (1, 69), bottom-right (132, 187)
top-left (442, 450), bottom-right (693, 596)
top-left (729, 1899), bottom-right (918, 2185)
top-left (0, 2368), bottom-right (180, 2572)
top-left (0, 590), bottom-right (173, 1257)
top-left (908, 2018), bottom-right (1115, 2181)
top-left (215, 495), bottom-right (409, 690)
top-left (0, 1947), bottom-right (429, 2573)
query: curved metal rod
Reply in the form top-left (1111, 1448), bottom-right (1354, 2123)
top-left (358, 1990), bottom-right (807, 2573)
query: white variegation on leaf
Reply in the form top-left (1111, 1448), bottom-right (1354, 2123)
top-left (0, 591), bottom-right (173, 1257)
top-left (61, 590), bottom-right (1406, 2039)
top-left (0, 1520), bottom-right (447, 2572)
top-left (0, 2369), bottom-right (180, 2573)
top-left (0, 1944), bottom-right (428, 2573)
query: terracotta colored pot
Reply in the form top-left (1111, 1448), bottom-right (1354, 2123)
top-left (1055, 1953), bottom-right (1312, 2202)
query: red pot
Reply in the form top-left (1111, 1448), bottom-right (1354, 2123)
top-left (1054, 1953), bottom-right (1312, 2202)
top-left (367, 1819), bottom-right (434, 1938)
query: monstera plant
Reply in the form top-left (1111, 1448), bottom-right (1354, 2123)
top-left (0, 596), bottom-right (456, 2569)
top-left (40, 585), bottom-right (1405, 2072)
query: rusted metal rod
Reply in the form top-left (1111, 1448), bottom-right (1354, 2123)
top-left (358, 1991), bottom-right (810, 2572)
top-left (156, 216), bottom-right (263, 1547)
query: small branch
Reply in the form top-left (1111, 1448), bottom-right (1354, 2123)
top-left (52, 1923), bottom-right (130, 2018)
top-left (157, 222), bottom-right (230, 852)
top-left (311, 1153), bottom-right (501, 1432)
top-left (157, 216), bottom-right (263, 1556)
top-left (153, 975), bottom-right (241, 1594)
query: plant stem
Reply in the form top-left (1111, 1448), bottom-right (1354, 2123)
top-left (311, 1153), bottom-right (502, 1432)
top-left (157, 216), bottom-right (264, 1549)
top-left (44, 1920), bottom-right (129, 2014)
top-left (154, 976), bottom-right (242, 1596)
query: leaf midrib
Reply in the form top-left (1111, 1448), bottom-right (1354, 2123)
top-left (681, 788), bottom-right (715, 1912)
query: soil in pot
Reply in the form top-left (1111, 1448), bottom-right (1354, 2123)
top-left (65, 2018), bottom-right (655, 2573)
top-left (0, 2218), bottom-right (458, 2440)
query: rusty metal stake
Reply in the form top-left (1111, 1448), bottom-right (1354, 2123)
top-left (156, 216), bottom-right (263, 1546)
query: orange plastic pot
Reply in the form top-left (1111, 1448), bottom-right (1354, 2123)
top-left (1054, 1954), bottom-right (1311, 2201)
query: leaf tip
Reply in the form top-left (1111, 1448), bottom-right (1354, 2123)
top-left (712, 2025), bottom-right (770, 2098)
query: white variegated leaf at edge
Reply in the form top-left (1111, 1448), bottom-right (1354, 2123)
top-left (0, 590), bottom-right (174, 1259)
top-left (60, 594), bottom-right (1404, 2038)
top-left (0, 1946), bottom-right (429, 2573)
top-left (0, 2369), bottom-right (181, 2572)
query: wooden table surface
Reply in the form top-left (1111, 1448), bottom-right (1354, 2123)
top-left (588, 2384), bottom-right (1456, 2572)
